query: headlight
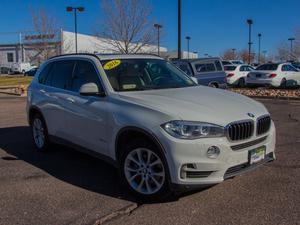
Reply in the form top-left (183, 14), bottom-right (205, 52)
top-left (161, 121), bottom-right (224, 139)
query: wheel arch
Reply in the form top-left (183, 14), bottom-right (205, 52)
top-left (115, 126), bottom-right (166, 163)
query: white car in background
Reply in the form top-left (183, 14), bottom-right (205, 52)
top-left (10, 62), bottom-right (37, 74)
top-left (246, 63), bottom-right (300, 88)
top-left (224, 64), bottom-right (254, 87)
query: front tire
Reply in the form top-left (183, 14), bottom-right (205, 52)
top-left (30, 113), bottom-right (50, 151)
top-left (280, 78), bottom-right (287, 88)
top-left (120, 139), bottom-right (170, 201)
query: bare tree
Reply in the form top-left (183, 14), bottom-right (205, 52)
top-left (238, 49), bottom-right (254, 64)
top-left (220, 49), bottom-right (237, 60)
top-left (27, 8), bottom-right (61, 64)
top-left (96, 0), bottom-right (156, 53)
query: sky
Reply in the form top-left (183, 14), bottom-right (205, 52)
top-left (0, 0), bottom-right (299, 57)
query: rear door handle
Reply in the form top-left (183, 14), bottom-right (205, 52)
top-left (39, 89), bottom-right (46, 94)
top-left (66, 97), bottom-right (75, 103)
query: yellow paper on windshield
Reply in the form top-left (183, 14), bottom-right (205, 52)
top-left (103, 60), bottom-right (121, 70)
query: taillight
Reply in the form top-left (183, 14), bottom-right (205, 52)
top-left (227, 73), bottom-right (234, 78)
top-left (269, 73), bottom-right (277, 78)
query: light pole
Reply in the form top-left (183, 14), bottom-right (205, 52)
top-left (247, 19), bottom-right (253, 65)
top-left (288, 37), bottom-right (295, 61)
top-left (66, 6), bottom-right (85, 53)
top-left (186, 36), bottom-right (191, 59)
top-left (154, 24), bottom-right (162, 56)
top-left (178, 0), bottom-right (182, 59)
top-left (232, 48), bottom-right (236, 59)
top-left (258, 33), bottom-right (262, 64)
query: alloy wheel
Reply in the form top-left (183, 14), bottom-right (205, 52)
top-left (124, 148), bottom-right (165, 195)
top-left (32, 118), bottom-right (45, 149)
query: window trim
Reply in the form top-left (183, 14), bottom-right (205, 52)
top-left (38, 57), bottom-right (106, 96)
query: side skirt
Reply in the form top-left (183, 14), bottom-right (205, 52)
top-left (49, 135), bottom-right (119, 168)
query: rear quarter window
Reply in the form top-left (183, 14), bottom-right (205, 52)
top-left (38, 63), bottom-right (53, 84)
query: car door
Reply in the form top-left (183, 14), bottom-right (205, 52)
top-left (287, 65), bottom-right (300, 84)
top-left (37, 60), bottom-right (75, 139)
top-left (63, 59), bottom-right (109, 155)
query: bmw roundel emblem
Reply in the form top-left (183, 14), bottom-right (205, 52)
top-left (247, 113), bottom-right (255, 118)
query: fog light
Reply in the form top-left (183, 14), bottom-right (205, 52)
top-left (207, 146), bottom-right (220, 159)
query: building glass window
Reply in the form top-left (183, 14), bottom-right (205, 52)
top-left (7, 53), bottom-right (14, 62)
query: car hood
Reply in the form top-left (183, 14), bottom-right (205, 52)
top-left (117, 86), bottom-right (268, 126)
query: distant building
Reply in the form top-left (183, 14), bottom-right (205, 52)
top-left (0, 30), bottom-right (168, 67)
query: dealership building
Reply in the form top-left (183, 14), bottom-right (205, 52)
top-left (0, 30), bottom-right (198, 68)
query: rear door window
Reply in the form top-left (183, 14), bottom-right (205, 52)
top-left (195, 63), bottom-right (216, 73)
top-left (38, 63), bottom-right (53, 84)
top-left (215, 60), bottom-right (223, 71)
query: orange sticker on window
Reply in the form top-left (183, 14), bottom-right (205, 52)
top-left (103, 60), bottom-right (121, 70)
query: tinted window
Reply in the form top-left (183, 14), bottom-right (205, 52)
top-left (71, 60), bottom-right (102, 92)
top-left (179, 64), bottom-right (192, 76)
top-left (282, 65), bottom-right (298, 72)
top-left (215, 60), bottom-right (223, 71)
top-left (256, 64), bottom-right (278, 71)
top-left (195, 63), bottom-right (216, 72)
top-left (45, 60), bottom-right (75, 89)
top-left (239, 66), bottom-right (247, 71)
top-left (222, 61), bottom-right (231, 65)
top-left (224, 65), bottom-right (236, 71)
top-left (38, 63), bottom-right (53, 84)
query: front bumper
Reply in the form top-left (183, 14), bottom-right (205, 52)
top-left (153, 121), bottom-right (276, 187)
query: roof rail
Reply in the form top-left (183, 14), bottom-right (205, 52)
top-left (48, 53), bottom-right (98, 60)
top-left (48, 52), bottom-right (162, 60)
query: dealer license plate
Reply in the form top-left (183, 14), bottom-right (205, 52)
top-left (249, 146), bottom-right (266, 164)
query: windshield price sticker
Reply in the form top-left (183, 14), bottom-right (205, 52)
top-left (103, 60), bottom-right (121, 70)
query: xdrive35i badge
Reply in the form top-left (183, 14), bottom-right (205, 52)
top-left (247, 113), bottom-right (255, 118)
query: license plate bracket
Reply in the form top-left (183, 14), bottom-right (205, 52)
top-left (249, 146), bottom-right (266, 165)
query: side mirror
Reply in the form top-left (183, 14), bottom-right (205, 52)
top-left (191, 77), bottom-right (198, 84)
top-left (79, 83), bottom-right (105, 97)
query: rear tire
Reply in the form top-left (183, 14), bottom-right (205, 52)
top-left (209, 83), bottom-right (218, 88)
top-left (119, 138), bottom-right (170, 202)
top-left (238, 78), bottom-right (245, 88)
top-left (30, 113), bottom-right (50, 152)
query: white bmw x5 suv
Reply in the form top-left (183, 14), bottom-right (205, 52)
top-left (27, 54), bottom-right (276, 200)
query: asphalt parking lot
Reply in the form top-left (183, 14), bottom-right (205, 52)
top-left (0, 93), bottom-right (299, 225)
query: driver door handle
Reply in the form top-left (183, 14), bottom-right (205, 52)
top-left (66, 97), bottom-right (75, 103)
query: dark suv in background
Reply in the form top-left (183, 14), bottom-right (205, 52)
top-left (172, 58), bottom-right (227, 88)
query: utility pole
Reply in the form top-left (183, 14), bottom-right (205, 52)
top-left (186, 36), bottom-right (191, 59)
top-left (288, 37), bottom-right (295, 61)
top-left (258, 33), bottom-right (262, 64)
top-left (247, 19), bottom-right (253, 65)
top-left (232, 48), bottom-right (236, 59)
top-left (154, 24), bottom-right (162, 56)
top-left (178, 0), bottom-right (182, 59)
top-left (66, 6), bottom-right (85, 53)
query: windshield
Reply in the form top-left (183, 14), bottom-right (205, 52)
top-left (101, 58), bottom-right (196, 92)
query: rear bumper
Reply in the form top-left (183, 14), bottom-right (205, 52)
top-left (246, 78), bottom-right (280, 87)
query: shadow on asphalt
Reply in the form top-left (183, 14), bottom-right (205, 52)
top-left (0, 126), bottom-right (195, 204)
